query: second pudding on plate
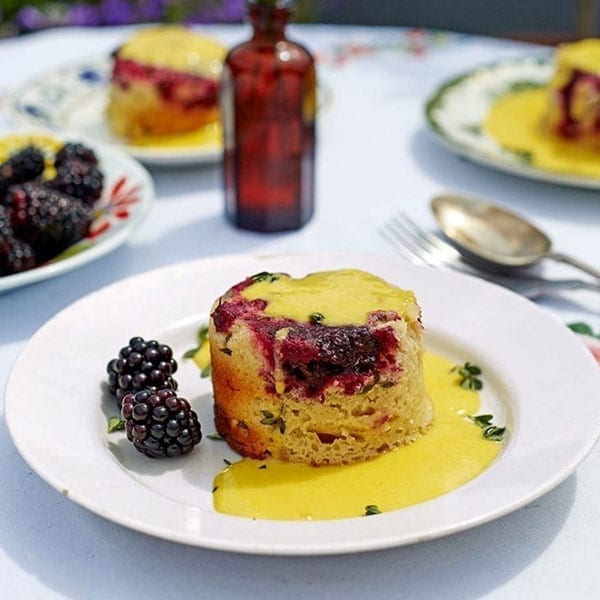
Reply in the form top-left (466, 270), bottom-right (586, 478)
top-left (107, 26), bottom-right (227, 140)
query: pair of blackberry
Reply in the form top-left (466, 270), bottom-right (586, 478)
top-left (107, 337), bottom-right (202, 458)
top-left (0, 143), bottom-right (102, 275)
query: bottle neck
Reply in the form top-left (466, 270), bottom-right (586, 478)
top-left (248, 4), bottom-right (291, 41)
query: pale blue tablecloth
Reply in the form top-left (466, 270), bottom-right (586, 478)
top-left (1, 24), bottom-right (599, 600)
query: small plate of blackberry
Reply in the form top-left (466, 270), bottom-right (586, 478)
top-left (0, 130), bottom-right (154, 292)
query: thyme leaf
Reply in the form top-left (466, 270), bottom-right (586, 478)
top-left (278, 417), bottom-right (286, 434)
top-left (207, 433), bottom-right (225, 441)
top-left (223, 458), bottom-right (232, 466)
top-left (107, 416), bottom-right (125, 433)
top-left (260, 410), bottom-right (277, 425)
top-left (364, 504), bottom-right (381, 516)
top-left (483, 426), bottom-right (506, 441)
top-left (468, 414), bottom-right (493, 427)
top-left (309, 312), bottom-right (325, 325)
top-left (568, 322), bottom-right (600, 339)
top-left (251, 272), bottom-right (279, 283)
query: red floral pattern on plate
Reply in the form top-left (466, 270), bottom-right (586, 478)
top-left (87, 175), bottom-right (141, 240)
top-left (579, 334), bottom-right (600, 366)
top-left (315, 29), bottom-right (453, 67)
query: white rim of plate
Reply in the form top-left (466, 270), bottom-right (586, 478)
top-left (5, 252), bottom-right (600, 555)
top-left (0, 128), bottom-right (154, 292)
top-left (425, 56), bottom-right (600, 189)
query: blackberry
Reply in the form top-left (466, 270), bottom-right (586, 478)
top-left (5, 183), bottom-right (92, 261)
top-left (0, 146), bottom-right (45, 201)
top-left (1, 206), bottom-right (37, 274)
top-left (0, 205), bottom-right (14, 252)
top-left (106, 337), bottom-right (179, 408)
top-left (121, 388), bottom-right (202, 458)
top-left (46, 159), bottom-right (104, 206)
top-left (0, 236), bottom-right (36, 275)
top-left (55, 142), bottom-right (98, 168)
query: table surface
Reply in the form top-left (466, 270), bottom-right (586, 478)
top-left (1, 24), bottom-right (599, 600)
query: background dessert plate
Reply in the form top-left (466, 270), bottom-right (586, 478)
top-left (4, 57), bottom-right (223, 167)
top-left (426, 57), bottom-right (600, 189)
top-left (5, 253), bottom-right (600, 554)
top-left (0, 130), bottom-right (154, 293)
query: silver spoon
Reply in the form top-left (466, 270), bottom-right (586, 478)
top-left (430, 193), bottom-right (600, 281)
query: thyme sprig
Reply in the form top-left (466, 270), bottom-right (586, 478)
top-left (451, 361), bottom-right (483, 390)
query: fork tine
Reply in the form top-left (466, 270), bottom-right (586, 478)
top-left (386, 218), bottom-right (439, 264)
top-left (386, 217), bottom-right (448, 267)
top-left (401, 214), bottom-right (464, 261)
top-left (380, 226), bottom-right (429, 265)
top-left (388, 214), bottom-right (460, 267)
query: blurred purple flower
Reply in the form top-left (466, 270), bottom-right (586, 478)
top-left (138, 0), bottom-right (166, 22)
top-left (67, 4), bottom-right (101, 27)
top-left (16, 7), bottom-right (49, 31)
top-left (99, 0), bottom-right (136, 25)
top-left (189, 0), bottom-right (245, 24)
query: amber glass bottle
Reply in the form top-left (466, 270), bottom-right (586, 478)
top-left (221, 0), bottom-right (316, 232)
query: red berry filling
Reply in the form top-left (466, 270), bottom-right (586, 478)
top-left (554, 69), bottom-right (600, 137)
top-left (211, 294), bottom-right (402, 399)
top-left (112, 58), bottom-right (219, 109)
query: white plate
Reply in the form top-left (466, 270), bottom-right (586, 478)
top-left (0, 130), bottom-right (154, 293)
top-left (4, 57), bottom-right (222, 166)
top-left (5, 253), bottom-right (600, 555)
top-left (425, 57), bottom-right (600, 189)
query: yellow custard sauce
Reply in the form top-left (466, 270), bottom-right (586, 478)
top-left (240, 269), bottom-right (418, 326)
top-left (128, 122), bottom-right (222, 149)
top-left (213, 352), bottom-right (501, 520)
top-left (484, 87), bottom-right (600, 179)
top-left (118, 26), bottom-right (226, 78)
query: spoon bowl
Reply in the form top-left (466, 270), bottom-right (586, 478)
top-left (431, 193), bottom-right (600, 281)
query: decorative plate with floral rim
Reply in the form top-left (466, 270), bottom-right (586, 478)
top-left (4, 57), bottom-right (223, 166)
top-left (426, 56), bottom-right (600, 189)
top-left (0, 130), bottom-right (154, 293)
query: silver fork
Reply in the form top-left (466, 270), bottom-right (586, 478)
top-left (381, 213), bottom-right (600, 299)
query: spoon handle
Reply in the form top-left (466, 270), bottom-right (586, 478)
top-left (547, 252), bottom-right (600, 282)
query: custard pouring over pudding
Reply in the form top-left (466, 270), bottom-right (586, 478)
top-left (208, 269), bottom-right (432, 466)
